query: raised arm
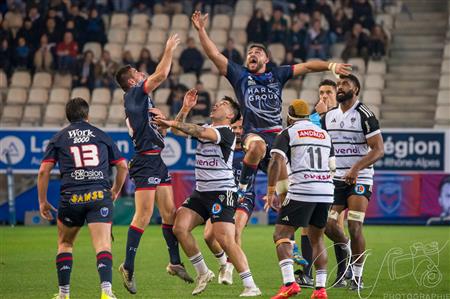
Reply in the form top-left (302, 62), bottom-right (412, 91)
top-left (293, 60), bottom-right (352, 77)
top-left (170, 88), bottom-right (199, 137)
top-left (191, 11), bottom-right (228, 75)
top-left (144, 34), bottom-right (180, 93)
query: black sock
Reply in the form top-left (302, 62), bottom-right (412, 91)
top-left (124, 225), bottom-right (143, 276)
top-left (301, 235), bottom-right (313, 277)
top-left (162, 224), bottom-right (181, 265)
top-left (56, 252), bottom-right (73, 290)
top-left (96, 251), bottom-right (113, 284)
top-left (239, 160), bottom-right (258, 189)
top-left (334, 243), bottom-right (347, 275)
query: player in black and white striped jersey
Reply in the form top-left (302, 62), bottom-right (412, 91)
top-left (154, 89), bottom-right (261, 297)
top-left (322, 74), bottom-right (384, 291)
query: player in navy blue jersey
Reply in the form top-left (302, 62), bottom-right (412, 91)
top-left (38, 97), bottom-right (128, 299)
top-left (191, 11), bottom-right (352, 201)
top-left (114, 34), bottom-right (193, 294)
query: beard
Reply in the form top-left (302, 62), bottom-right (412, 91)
top-left (336, 90), bottom-right (354, 103)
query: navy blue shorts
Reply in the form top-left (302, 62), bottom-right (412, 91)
top-left (182, 190), bottom-right (237, 223)
top-left (58, 189), bottom-right (113, 227)
top-left (243, 131), bottom-right (279, 173)
top-left (236, 195), bottom-right (255, 217)
top-left (129, 154), bottom-right (171, 190)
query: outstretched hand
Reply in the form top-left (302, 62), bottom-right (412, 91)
top-left (334, 63), bottom-right (352, 76)
top-left (165, 33), bottom-right (180, 52)
top-left (191, 10), bottom-right (208, 31)
top-left (183, 88), bottom-right (198, 110)
top-left (153, 117), bottom-right (173, 130)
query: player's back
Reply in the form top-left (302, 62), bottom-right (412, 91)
top-left (284, 121), bottom-right (334, 203)
top-left (44, 121), bottom-right (121, 192)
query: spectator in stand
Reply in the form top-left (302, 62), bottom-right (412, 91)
top-left (65, 20), bottom-right (83, 49)
top-left (281, 50), bottom-right (299, 66)
top-left (246, 8), bottom-right (269, 44)
top-left (85, 8), bottom-right (107, 46)
top-left (305, 19), bottom-right (330, 60)
top-left (121, 50), bottom-right (135, 67)
top-left (34, 34), bottom-right (54, 72)
top-left (112, 0), bottom-right (132, 12)
top-left (314, 0), bottom-right (333, 26)
top-left (0, 20), bottom-right (13, 44)
top-left (131, 1), bottom-right (152, 15)
top-left (14, 36), bottom-right (31, 69)
top-left (73, 50), bottom-right (96, 91)
top-left (352, 0), bottom-right (375, 30)
top-left (67, 4), bottom-right (86, 47)
top-left (46, 7), bottom-right (64, 30)
top-left (330, 8), bottom-right (350, 43)
top-left (179, 37), bottom-right (204, 76)
top-left (368, 24), bottom-right (387, 60)
top-left (56, 31), bottom-right (78, 73)
top-left (167, 84), bottom-right (188, 117)
top-left (0, 38), bottom-right (12, 76)
top-left (137, 48), bottom-right (157, 75)
top-left (191, 81), bottom-right (211, 118)
top-left (342, 22), bottom-right (369, 62)
top-left (28, 5), bottom-right (44, 37)
top-left (287, 19), bottom-right (307, 61)
top-left (45, 18), bottom-right (62, 45)
top-left (221, 38), bottom-right (243, 65)
top-left (153, 0), bottom-right (183, 14)
top-left (268, 6), bottom-right (288, 44)
top-left (95, 49), bottom-right (119, 90)
top-left (17, 18), bottom-right (39, 50)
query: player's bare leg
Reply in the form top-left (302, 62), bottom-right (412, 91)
top-left (347, 195), bottom-right (369, 291)
top-left (307, 225), bottom-right (328, 299)
top-left (272, 224), bottom-right (301, 298)
top-left (173, 207), bottom-right (214, 295)
top-left (54, 221), bottom-right (81, 299)
top-left (204, 220), bottom-right (230, 284)
top-left (88, 222), bottom-right (116, 298)
top-left (120, 190), bottom-right (155, 294)
top-left (238, 136), bottom-right (265, 195)
top-left (213, 222), bottom-right (261, 296)
top-left (156, 185), bottom-right (193, 283)
top-left (234, 210), bottom-right (249, 248)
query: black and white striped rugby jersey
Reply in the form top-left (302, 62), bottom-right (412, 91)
top-left (195, 124), bottom-right (237, 192)
top-left (271, 120), bottom-right (335, 203)
top-left (321, 100), bottom-right (381, 185)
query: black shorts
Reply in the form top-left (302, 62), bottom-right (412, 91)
top-left (243, 131), bottom-right (279, 173)
top-left (182, 190), bottom-right (237, 223)
top-left (236, 196), bottom-right (255, 217)
top-left (276, 199), bottom-right (331, 229)
top-left (58, 189), bottom-right (113, 227)
top-left (333, 180), bottom-right (372, 208)
top-left (129, 154), bottom-right (171, 190)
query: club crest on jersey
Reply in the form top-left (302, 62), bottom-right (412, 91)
top-left (212, 203), bottom-right (222, 215)
top-left (340, 121), bottom-right (345, 128)
top-left (354, 184), bottom-right (365, 195)
top-left (100, 207), bottom-right (109, 217)
top-left (297, 129), bottom-right (325, 139)
top-left (377, 183), bottom-right (402, 214)
top-left (218, 194), bottom-right (225, 202)
top-left (247, 75), bottom-right (256, 86)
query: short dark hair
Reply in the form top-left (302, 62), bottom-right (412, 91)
top-left (222, 96), bottom-right (241, 124)
top-left (115, 65), bottom-right (133, 91)
top-left (66, 97), bottom-right (89, 122)
top-left (319, 79), bottom-right (337, 89)
top-left (339, 74), bottom-right (361, 95)
top-left (248, 43), bottom-right (269, 57)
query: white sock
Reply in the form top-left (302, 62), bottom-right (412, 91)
top-left (101, 281), bottom-right (112, 294)
top-left (239, 270), bottom-right (256, 288)
top-left (214, 251), bottom-right (227, 267)
top-left (315, 269), bottom-right (327, 288)
top-left (353, 263), bottom-right (364, 277)
top-left (279, 259), bottom-right (295, 285)
top-left (59, 285), bottom-right (70, 295)
top-left (189, 252), bottom-right (208, 275)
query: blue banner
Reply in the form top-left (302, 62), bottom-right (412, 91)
top-left (0, 128), bottom-right (197, 173)
top-left (375, 130), bottom-right (447, 172)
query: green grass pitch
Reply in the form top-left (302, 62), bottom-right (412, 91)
top-left (1, 225), bottom-right (449, 299)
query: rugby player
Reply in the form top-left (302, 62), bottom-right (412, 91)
top-left (266, 99), bottom-right (336, 299)
top-left (323, 74), bottom-right (384, 291)
top-left (38, 97), bottom-right (128, 299)
top-left (191, 10), bottom-right (351, 201)
top-left (155, 89), bottom-right (262, 297)
top-left (115, 34), bottom-right (193, 295)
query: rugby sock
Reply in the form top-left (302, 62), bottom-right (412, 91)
top-left (315, 269), bottom-right (327, 288)
top-left (96, 251), bottom-right (113, 287)
top-left (353, 262), bottom-right (364, 278)
top-left (162, 224), bottom-right (181, 265)
top-left (56, 252), bottom-right (73, 295)
top-left (124, 225), bottom-right (143, 276)
top-left (301, 235), bottom-right (313, 277)
top-left (239, 160), bottom-right (258, 191)
top-left (279, 259), bottom-right (295, 285)
top-left (239, 270), bottom-right (257, 288)
top-left (189, 252), bottom-right (208, 275)
top-left (214, 250), bottom-right (227, 267)
top-left (334, 243), bottom-right (347, 275)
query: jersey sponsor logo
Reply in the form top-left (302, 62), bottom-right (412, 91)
top-left (340, 121), bottom-right (345, 128)
top-left (212, 203), bottom-right (222, 215)
top-left (196, 158), bottom-right (219, 167)
top-left (100, 207), bottom-right (109, 217)
top-left (68, 129), bottom-right (95, 144)
top-left (244, 84), bottom-right (282, 125)
top-left (0, 136), bottom-right (26, 165)
top-left (304, 173), bottom-right (331, 180)
top-left (354, 184), bottom-right (366, 195)
top-left (297, 129), bottom-right (325, 139)
top-left (71, 169), bottom-right (104, 180)
top-left (335, 147), bottom-right (362, 155)
top-left (70, 190), bottom-right (104, 204)
top-left (147, 177), bottom-right (161, 185)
